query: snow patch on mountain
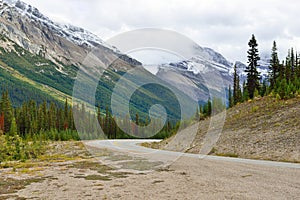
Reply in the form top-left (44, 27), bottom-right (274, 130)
top-left (154, 45), bottom-right (271, 102)
top-left (2, 0), bottom-right (117, 51)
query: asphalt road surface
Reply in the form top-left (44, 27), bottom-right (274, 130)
top-left (86, 139), bottom-right (300, 169)
top-left (84, 139), bottom-right (300, 199)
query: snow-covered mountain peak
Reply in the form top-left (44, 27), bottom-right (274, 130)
top-left (3, 0), bottom-right (47, 20)
top-left (2, 0), bottom-right (18, 6)
top-left (1, 0), bottom-right (116, 50)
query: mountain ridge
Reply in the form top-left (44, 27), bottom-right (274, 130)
top-left (0, 0), bottom-right (198, 123)
top-left (0, 0), bottom-right (141, 71)
top-left (0, 0), bottom-right (271, 115)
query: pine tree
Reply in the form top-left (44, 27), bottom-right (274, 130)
top-left (260, 79), bottom-right (268, 97)
top-left (0, 91), bottom-right (13, 133)
top-left (278, 61), bottom-right (285, 81)
top-left (42, 101), bottom-right (47, 130)
top-left (49, 102), bottom-right (57, 129)
top-left (9, 117), bottom-right (18, 137)
top-left (285, 50), bottom-right (292, 82)
top-left (112, 117), bottom-right (117, 139)
top-left (233, 64), bottom-right (242, 104)
top-left (199, 105), bottom-right (204, 120)
top-left (64, 99), bottom-right (69, 129)
top-left (108, 113), bottom-right (113, 139)
top-left (104, 106), bottom-right (109, 138)
top-left (237, 76), bottom-right (242, 102)
top-left (97, 104), bottom-right (101, 124)
top-left (245, 34), bottom-right (260, 99)
top-left (242, 81), bottom-right (249, 101)
top-left (207, 98), bottom-right (212, 116)
top-left (68, 107), bottom-right (74, 130)
top-left (135, 113), bottom-right (139, 136)
top-left (269, 41), bottom-right (279, 89)
top-left (296, 52), bottom-right (300, 78)
top-left (290, 48), bottom-right (295, 81)
top-left (228, 86), bottom-right (233, 108)
top-left (0, 112), bottom-right (4, 135)
top-left (195, 106), bottom-right (200, 119)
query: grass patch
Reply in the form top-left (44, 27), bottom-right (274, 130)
top-left (105, 154), bottom-right (133, 162)
top-left (0, 141), bottom-right (88, 172)
top-left (215, 152), bottom-right (239, 158)
top-left (109, 171), bottom-right (132, 178)
top-left (86, 147), bottom-right (113, 157)
top-left (152, 180), bottom-right (164, 184)
top-left (37, 154), bottom-right (80, 163)
top-left (140, 142), bottom-right (160, 149)
top-left (209, 147), bottom-right (217, 154)
top-left (0, 178), bottom-right (44, 195)
top-left (0, 195), bottom-right (27, 200)
top-left (68, 161), bottom-right (114, 174)
top-left (120, 160), bottom-right (163, 171)
top-left (84, 175), bottom-right (111, 181)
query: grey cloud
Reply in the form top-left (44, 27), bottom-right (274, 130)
top-left (23, 0), bottom-right (300, 63)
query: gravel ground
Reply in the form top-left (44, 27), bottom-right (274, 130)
top-left (1, 141), bottom-right (299, 200)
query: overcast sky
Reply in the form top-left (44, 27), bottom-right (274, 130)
top-left (22, 0), bottom-right (300, 63)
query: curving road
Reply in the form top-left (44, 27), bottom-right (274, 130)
top-left (84, 139), bottom-right (300, 199)
top-left (86, 139), bottom-right (300, 169)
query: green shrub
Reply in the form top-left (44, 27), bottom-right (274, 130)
top-left (0, 134), bottom-right (45, 163)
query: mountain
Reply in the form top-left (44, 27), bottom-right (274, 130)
top-left (0, 0), bottom-right (131, 104)
top-left (0, 0), bottom-right (197, 123)
top-left (0, 0), bottom-right (270, 122)
top-left (148, 45), bottom-right (270, 102)
top-left (0, 0), bottom-right (139, 68)
top-left (152, 46), bottom-right (234, 102)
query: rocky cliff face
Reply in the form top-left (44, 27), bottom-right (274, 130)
top-left (0, 0), bottom-right (140, 73)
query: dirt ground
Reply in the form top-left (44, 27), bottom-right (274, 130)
top-left (0, 141), bottom-right (299, 200)
top-left (148, 97), bottom-right (300, 163)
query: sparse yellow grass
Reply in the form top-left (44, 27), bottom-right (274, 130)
top-left (152, 96), bottom-right (300, 163)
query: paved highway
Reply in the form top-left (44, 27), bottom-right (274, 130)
top-left (86, 139), bottom-right (300, 169)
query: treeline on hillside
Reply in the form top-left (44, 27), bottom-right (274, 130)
top-left (0, 92), bottom-right (177, 141)
top-left (0, 91), bottom-right (78, 141)
top-left (228, 34), bottom-right (300, 107)
top-left (0, 91), bottom-right (179, 162)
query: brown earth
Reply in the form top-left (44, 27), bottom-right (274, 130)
top-left (152, 96), bottom-right (300, 163)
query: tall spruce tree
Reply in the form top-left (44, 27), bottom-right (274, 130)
top-left (135, 113), bottom-right (139, 136)
top-left (269, 41), bottom-right (279, 89)
top-left (285, 49), bottom-right (292, 82)
top-left (104, 106), bottom-right (109, 138)
top-left (0, 91), bottom-right (13, 133)
top-left (296, 52), bottom-right (300, 78)
top-left (245, 34), bottom-right (260, 99)
top-left (233, 64), bottom-right (242, 104)
top-left (242, 81), bottom-right (249, 101)
top-left (228, 86), bottom-right (233, 108)
top-left (9, 117), bottom-right (18, 137)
